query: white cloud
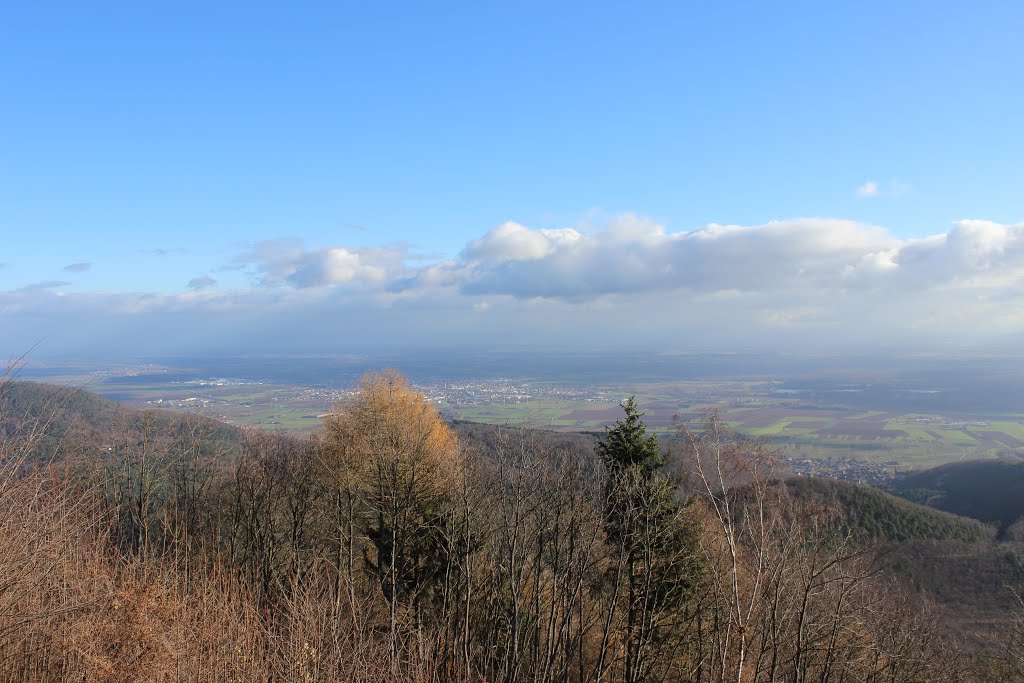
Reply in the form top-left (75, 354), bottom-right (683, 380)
top-left (444, 217), bottom-right (901, 299)
top-left (233, 240), bottom-right (407, 288)
top-left (463, 222), bottom-right (582, 263)
top-left (117, 216), bottom-right (1024, 306)
top-left (856, 180), bottom-right (880, 197)
top-left (410, 216), bottom-right (1024, 301)
top-left (856, 179), bottom-right (910, 198)
top-left (287, 248), bottom-right (387, 287)
top-left (5, 215), bottom-right (1024, 356)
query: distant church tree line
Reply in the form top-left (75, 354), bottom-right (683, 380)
top-left (0, 368), bottom-right (1022, 681)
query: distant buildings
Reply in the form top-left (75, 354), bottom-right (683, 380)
top-left (785, 455), bottom-right (894, 486)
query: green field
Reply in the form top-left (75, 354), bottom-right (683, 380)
top-left (443, 394), bottom-right (1024, 470)
top-left (61, 373), bottom-right (1024, 470)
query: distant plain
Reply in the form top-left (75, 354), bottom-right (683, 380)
top-left (19, 351), bottom-right (1024, 470)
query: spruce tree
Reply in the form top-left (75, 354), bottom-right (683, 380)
top-left (597, 397), bottom-right (700, 682)
top-left (597, 396), bottom-right (663, 475)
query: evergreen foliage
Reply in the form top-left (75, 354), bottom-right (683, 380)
top-left (596, 396), bottom-right (663, 475)
top-left (786, 476), bottom-right (993, 543)
top-left (597, 397), bottom-right (702, 682)
top-left (891, 459), bottom-right (1024, 534)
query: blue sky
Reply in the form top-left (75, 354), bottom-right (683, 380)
top-left (2, 2), bottom-right (1023, 357)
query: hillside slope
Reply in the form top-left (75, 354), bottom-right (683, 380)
top-left (890, 459), bottom-right (1024, 534)
top-left (0, 380), bottom-right (242, 463)
top-left (785, 476), bottom-right (994, 543)
top-left (3, 380), bottom-right (1023, 651)
top-left (785, 477), bottom-right (1024, 643)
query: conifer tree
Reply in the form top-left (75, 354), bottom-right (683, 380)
top-left (597, 396), bottom-right (663, 476)
top-left (597, 397), bottom-right (700, 683)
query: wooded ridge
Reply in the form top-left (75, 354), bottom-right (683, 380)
top-left (1, 372), bottom-right (1022, 682)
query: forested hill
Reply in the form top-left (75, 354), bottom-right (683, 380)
top-left (0, 380), bottom-right (242, 463)
top-left (0, 379), bottom-right (123, 430)
top-left (785, 476), bottom-right (994, 543)
top-left (783, 477), bottom-right (1022, 646)
top-left (0, 379), bottom-right (1011, 551)
top-left (0, 379), bottom-right (1009, 548)
top-left (2, 377), bottom-right (1024, 677)
top-left (891, 459), bottom-right (1024, 534)
top-left (452, 419), bottom-right (599, 459)
top-left (0, 381), bottom-right (603, 467)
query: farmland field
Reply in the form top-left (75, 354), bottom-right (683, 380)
top-left (86, 379), bottom-right (1024, 470)
top-left (19, 353), bottom-right (1024, 471)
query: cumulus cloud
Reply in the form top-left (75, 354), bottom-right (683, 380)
top-left (463, 222), bottom-right (582, 263)
top-left (233, 240), bottom-right (403, 288)
top-left (62, 262), bottom-right (91, 273)
top-left (405, 216), bottom-right (1024, 301)
top-left (222, 217), bottom-right (1024, 307)
top-left (288, 248), bottom-right (387, 287)
top-left (188, 276), bottom-right (217, 290)
top-left (429, 217), bottom-right (897, 299)
top-left (5, 215), bottom-right (1024, 356)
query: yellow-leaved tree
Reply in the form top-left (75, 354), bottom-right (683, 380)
top-left (321, 370), bottom-right (461, 647)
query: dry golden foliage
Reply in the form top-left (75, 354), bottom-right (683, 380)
top-left (0, 473), bottom-right (268, 682)
top-left (322, 369), bottom-right (459, 494)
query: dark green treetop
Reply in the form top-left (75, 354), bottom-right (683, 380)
top-left (596, 396), bottom-right (664, 475)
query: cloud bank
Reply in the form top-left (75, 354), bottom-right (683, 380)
top-left (4, 215), bottom-right (1024, 356)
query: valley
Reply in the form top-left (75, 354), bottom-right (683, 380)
top-left (20, 353), bottom-right (1024, 473)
